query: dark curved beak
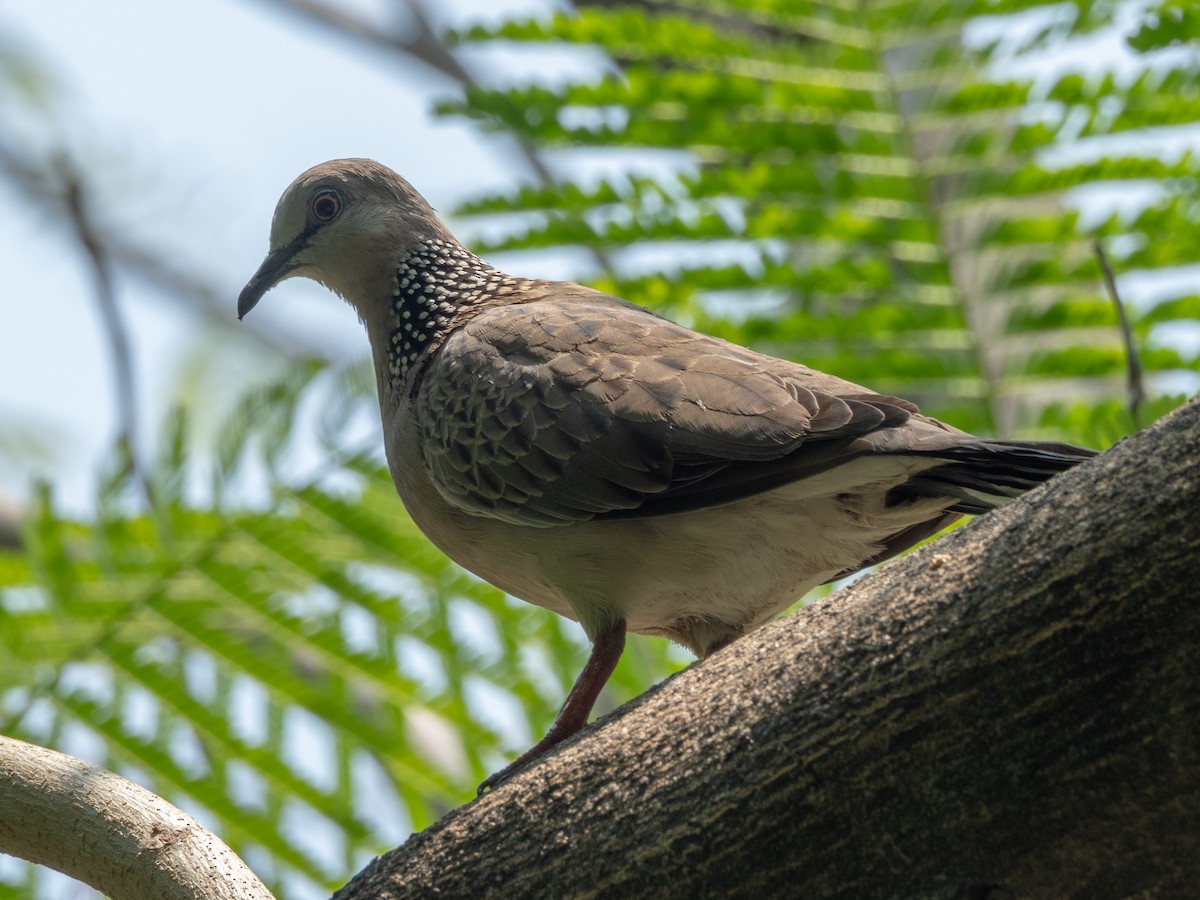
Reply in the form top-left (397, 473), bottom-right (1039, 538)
top-left (237, 245), bottom-right (300, 320)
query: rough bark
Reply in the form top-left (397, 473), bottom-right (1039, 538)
top-left (334, 396), bottom-right (1200, 900)
top-left (0, 735), bottom-right (275, 900)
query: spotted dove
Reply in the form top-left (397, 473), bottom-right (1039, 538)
top-left (238, 159), bottom-right (1096, 791)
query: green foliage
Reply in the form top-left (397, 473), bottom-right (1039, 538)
top-left (1129, 0), bottom-right (1200, 51)
top-left (0, 365), bottom-right (686, 895)
top-left (445, 0), bottom-right (1200, 439)
top-left (3, 1), bottom-right (1199, 897)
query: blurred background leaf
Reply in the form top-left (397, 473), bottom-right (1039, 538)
top-left (0, 0), bottom-right (1197, 897)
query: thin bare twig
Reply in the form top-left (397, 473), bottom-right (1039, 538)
top-left (254, 0), bottom-right (472, 82)
top-left (250, 0), bottom-right (558, 187)
top-left (0, 140), bottom-right (332, 358)
top-left (1094, 239), bottom-right (1146, 427)
top-left (55, 157), bottom-right (153, 503)
top-left (249, 0), bottom-right (616, 273)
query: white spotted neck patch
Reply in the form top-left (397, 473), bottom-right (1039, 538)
top-left (386, 239), bottom-right (523, 386)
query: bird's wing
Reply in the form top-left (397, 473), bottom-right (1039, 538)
top-left (413, 287), bottom-right (932, 526)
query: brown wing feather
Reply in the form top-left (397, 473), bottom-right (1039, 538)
top-left (414, 285), bottom-right (930, 526)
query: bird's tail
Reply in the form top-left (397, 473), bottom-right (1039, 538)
top-left (890, 440), bottom-right (1097, 514)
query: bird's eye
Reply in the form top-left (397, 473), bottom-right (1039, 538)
top-left (309, 190), bottom-right (342, 223)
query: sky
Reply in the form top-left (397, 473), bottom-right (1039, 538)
top-left (0, 0), bottom-right (572, 513)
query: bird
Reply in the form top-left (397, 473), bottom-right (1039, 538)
top-left (238, 159), bottom-right (1096, 792)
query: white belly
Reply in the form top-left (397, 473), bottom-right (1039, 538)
top-left (393, 442), bottom-right (953, 656)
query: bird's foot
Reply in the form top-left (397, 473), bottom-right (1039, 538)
top-left (477, 620), bottom-right (627, 796)
top-left (476, 736), bottom-right (562, 796)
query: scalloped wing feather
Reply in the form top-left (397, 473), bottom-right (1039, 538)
top-left (413, 287), bottom-right (933, 526)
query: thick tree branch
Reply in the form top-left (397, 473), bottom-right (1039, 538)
top-left (0, 735), bottom-right (275, 900)
top-left (335, 397), bottom-right (1200, 899)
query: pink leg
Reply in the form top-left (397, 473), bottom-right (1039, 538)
top-left (478, 619), bottom-right (627, 794)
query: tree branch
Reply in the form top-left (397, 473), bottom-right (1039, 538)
top-left (252, 0), bottom-right (473, 83)
top-left (248, 0), bottom-right (617, 273)
top-left (56, 156), bottom-right (152, 503)
top-left (0, 139), bottom-right (333, 359)
top-left (334, 397), bottom-right (1200, 899)
top-left (1095, 238), bottom-right (1146, 427)
top-left (0, 734), bottom-right (275, 900)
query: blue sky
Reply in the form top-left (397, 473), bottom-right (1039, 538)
top-left (0, 0), bottom-right (565, 512)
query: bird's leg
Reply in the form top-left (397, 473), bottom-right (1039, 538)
top-left (478, 619), bottom-right (627, 794)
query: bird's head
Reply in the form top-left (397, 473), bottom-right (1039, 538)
top-left (237, 159), bottom-right (454, 320)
